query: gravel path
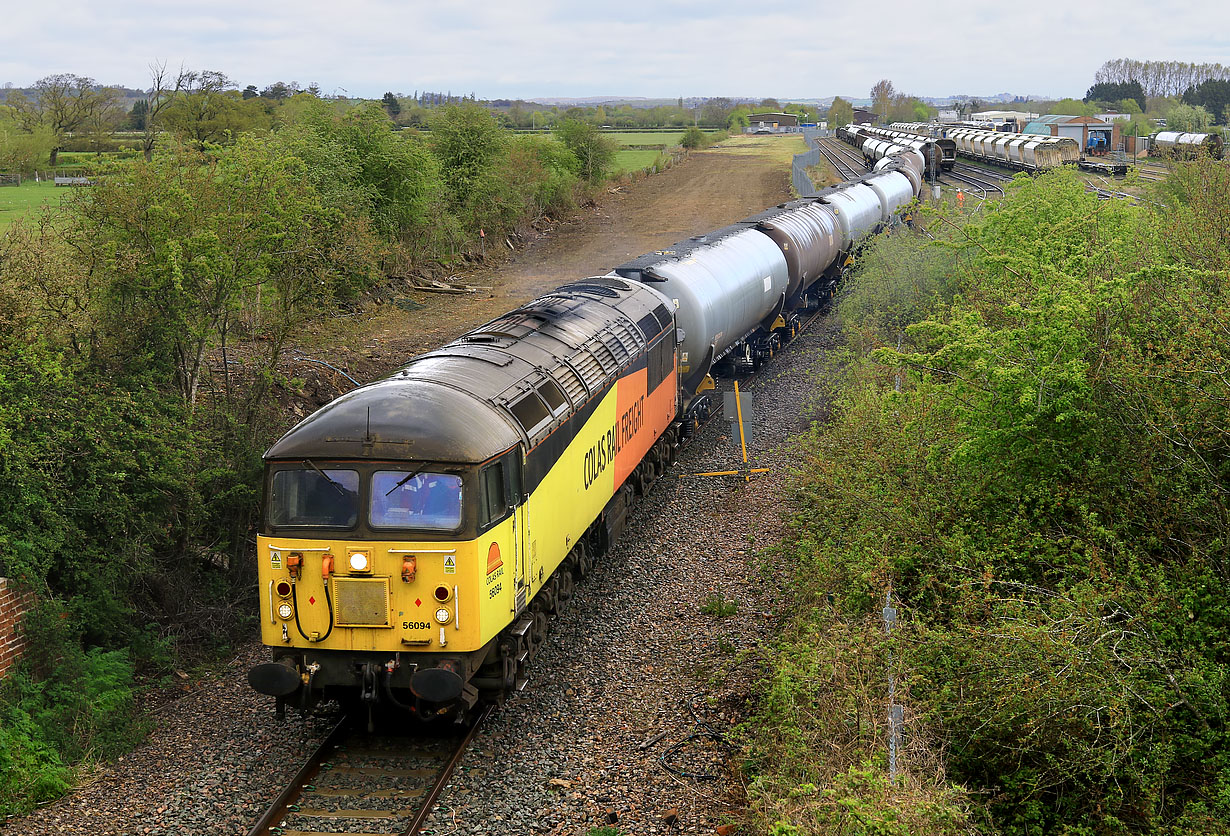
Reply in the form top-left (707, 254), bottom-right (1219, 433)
top-left (3, 318), bottom-right (840, 836)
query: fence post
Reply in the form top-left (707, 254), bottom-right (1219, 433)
top-left (883, 588), bottom-right (903, 783)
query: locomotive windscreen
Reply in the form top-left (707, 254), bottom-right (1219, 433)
top-left (269, 468), bottom-right (359, 528)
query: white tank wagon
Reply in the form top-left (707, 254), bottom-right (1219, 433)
top-left (874, 153), bottom-right (924, 195)
top-left (859, 125), bottom-right (956, 171)
top-left (614, 227), bottom-right (790, 395)
top-left (861, 137), bottom-right (909, 167)
top-left (1152, 131), bottom-right (1224, 159)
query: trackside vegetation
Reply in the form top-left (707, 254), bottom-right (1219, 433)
top-left (744, 162), bottom-right (1230, 835)
top-left (0, 101), bottom-right (667, 815)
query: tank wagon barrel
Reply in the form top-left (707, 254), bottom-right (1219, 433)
top-left (857, 125), bottom-right (955, 172)
top-left (614, 226), bottom-right (790, 397)
top-left (1152, 131), bottom-right (1224, 159)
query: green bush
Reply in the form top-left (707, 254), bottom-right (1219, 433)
top-left (746, 163), bottom-right (1230, 834)
top-left (554, 119), bottom-right (617, 183)
top-left (680, 126), bottom-right (708, 149)
top-left (0, 601), bottom-right (146, 816)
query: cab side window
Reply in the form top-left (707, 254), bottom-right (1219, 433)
top-left (480, 463), bottom-right (506, 528)
top-left (479, 451), bottom-right (523, 531)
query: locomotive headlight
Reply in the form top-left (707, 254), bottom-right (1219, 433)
top-left (348, 552), bottom-right (370, 572)
top-left (434, 607), bottom-right (452, 625)
top-left (277, 602), bottom-right (293, 620)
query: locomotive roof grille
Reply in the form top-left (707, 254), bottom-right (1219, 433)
top-left (264, 276), bottom-right (671, 462)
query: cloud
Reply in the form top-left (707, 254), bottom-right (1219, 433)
top-left (1, 0), bottom-right (1227, 99)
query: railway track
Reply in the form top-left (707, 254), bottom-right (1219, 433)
top-left (816, 137), bottom-right (866, 181)
top-left (1136, 163), bottom-right (1168, 182)
top-left (247, 705), bottom-right (494, 836)
top-left (942, 162), bottom-right (1007, 202)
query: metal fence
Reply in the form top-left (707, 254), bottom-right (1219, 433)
top-left (792, 145), bottom-right (822, 196)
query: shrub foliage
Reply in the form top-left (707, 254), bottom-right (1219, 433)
top-left (746, 164), bottom-right (1230, 835)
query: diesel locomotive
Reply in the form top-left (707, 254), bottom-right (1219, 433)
top-left (248, 143), bottom-right (925, 721)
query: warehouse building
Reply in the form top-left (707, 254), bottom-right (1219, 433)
top-left (746, 112), bottom-right (799, 132)
top-left (1023, 114), bottom-right (1121, 153)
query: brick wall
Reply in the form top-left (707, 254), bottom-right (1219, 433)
top-left (0, 577), bottom-right (35, 679)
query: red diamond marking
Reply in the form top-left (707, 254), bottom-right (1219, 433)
top-left (415, 598), bottom-right (422, 607)
top-left (308, 596), bottom-right (316, 605)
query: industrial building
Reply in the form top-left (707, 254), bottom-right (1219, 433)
top-left (1023, 114), bottom-right (1122, 153)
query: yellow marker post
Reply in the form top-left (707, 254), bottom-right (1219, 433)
top-left (734, 379), bottom-right (750, 481)
top-left (679, 378), bottom-right (770, 483)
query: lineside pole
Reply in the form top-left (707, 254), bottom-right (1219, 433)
top-left (734, 379), bottom-right (749, 481)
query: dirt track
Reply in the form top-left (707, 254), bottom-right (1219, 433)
top-left (308, 135), bottom-right (802, 387)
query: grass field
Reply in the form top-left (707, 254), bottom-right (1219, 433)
top-left (603, 130), bottom-right (719, 147)
top-left (612, 149), bottom-right (665, 174)
top-left (0, 179), bottom-right (70, 231)
top-left (716, 133), bottom-right (809, 164)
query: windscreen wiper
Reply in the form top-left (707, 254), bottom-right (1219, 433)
top-left (385, 466), bottom-right (427, 497)
top-left (303, 460), bottom-right (347, 496)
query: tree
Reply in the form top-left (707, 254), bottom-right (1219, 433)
top-left (137, 62), bottom-right (191, 161)
top-left (699, 97), bottom-right (733, 127)
top-left (260, 82), bottom-right (297, 100)
top-left (0, 111), bottom-right (54, 172)
top-left (1049, 98), bottom-right (1099, 116)
top-left (1095, 57), bottom-right (1230, 97)
top-left (871, 79), bottom-right (896, 123)
top-left (19, 74), bottom-right (111, 166)
top-left (83, 88), bottom-right (124, 155)
top-left (1085, 79), bottom-right (1146, 113)
top-left (381, 92), bottom-right (401, 118)
top-left (162, 70), bottom-right (242, 150)
top-left (553, 118), bottom-right (616, 183)
top-left (887, 93), bottom-right (929, 124)
top-left (680, 126), bottom-right (707, 149)
top-left (1165, 101), bottom-right (1212, 131)
top-left (127, 98), bottom-right (149, 131)
top-left (242, 85), bottom-right (258, 100)
top-left (828, 96), bottom-right (854, 128)
top-left (1183, 79), bottom-right (1230, 125)
top-left (279, 100), bottom-right (443, 243)
top-left (428, 103), bottom-right (508, 200)
top-left (61, 140), bottom-right (376, 406)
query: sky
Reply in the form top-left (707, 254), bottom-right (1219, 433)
top-left (2, 0), bottom-right (1228, 102)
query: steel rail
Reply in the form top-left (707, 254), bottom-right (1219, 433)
top-left (400, 704), bottom-right (496, 835)
top-left (245, 713), bottom-right (352, 836)
top-left (951, 161), bottom-right (1013, 183)
top-left (815, 139), bottom-right (862, 181)
top-left (825, 137), bottom-right (870, 167)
